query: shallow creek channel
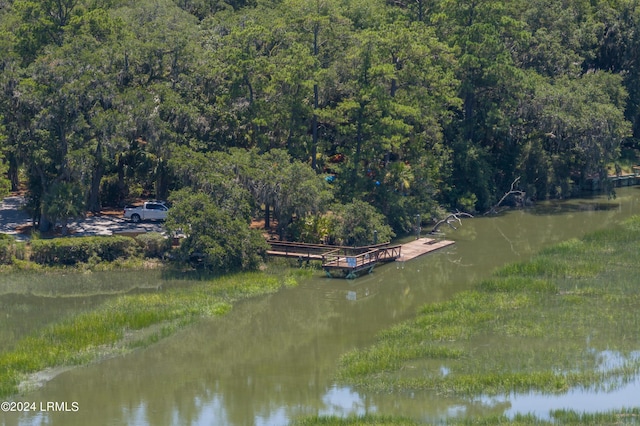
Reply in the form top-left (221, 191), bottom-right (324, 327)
top-left (2, 187), bottom-right (640, 425)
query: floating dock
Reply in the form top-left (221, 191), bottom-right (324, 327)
top-left (397, 238), bottom-right (456, 261)
top-left (267, 237), bottom-right (455, 279)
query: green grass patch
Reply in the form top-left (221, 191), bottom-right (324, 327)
top-left (290, 414), bottom-right (420, 426)
top-left (0, 270), bottom-right (300, 398)
top-left (291, 408), bottom-right (640, 425)
top-left (335, 217), bottom-right (640, 398)
top-left (550, 407), bottom-right (640, 425)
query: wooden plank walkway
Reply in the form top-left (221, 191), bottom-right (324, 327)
top-left (266, 237), bottom-right (455, 279)
top-left (267, 241), bottom-right (391, 261)
top-left (266, 241), bottom-right (338, 261)
top-left (398, 238), bottom-right (455, 261)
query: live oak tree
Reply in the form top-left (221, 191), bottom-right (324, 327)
top-left (520, 71), bottom-right (631, 197)
top-left (165, 189), bottom-right (268, 272)
top-left (6, 3), bottom-right (132, 228)
top-left (590, 0), bottom-right (640, 140)
top-left (225, 148), bottom-right (332, 238)
top-left (0, 0), bottom-right (637, 236)
top-left (16, 47), bottom-right (96, 230)
top-left (12, 0), bottom-right (79, 64)
top-left (329, 199), bottom-right (394, 246)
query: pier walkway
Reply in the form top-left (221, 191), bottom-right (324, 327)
top-left (267, 237), bottom-right (454, 279)
top-left (398, 238), bottom-right (456, 261)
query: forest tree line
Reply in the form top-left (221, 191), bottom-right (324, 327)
top-left (0, 0), bottom-right (638, 250)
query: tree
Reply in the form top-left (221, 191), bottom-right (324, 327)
top-left (168, 146), bottom-right (255, 222)
top-left (433, 0), bottom-right (531, 209)
top-left (202, 10), bottom-right (278, 150)
top-left (329, 199), bottom-right (394, 246)
top-left (273, 157), bottom-right (333, 237)
top-left (321, 20), bottom-right (459, 229)
top-left (16, 54), bottom-right (92, 230)
top-left (227, 148), bottom-right (333, 237)
top-left (590, 0), bottom-right (640, 141)
top-left (512, 0), bottom-right (600, 77)
top-left (0, 131), bottom-right (10, 199)
top-left (165, 189), bottom-right (268, 272)
top-left (12, 0), bottom-right (80, 64)
top-left (278, 0), bottom-right (352, 167)
top-left (112, 0), bottom-right (201, 200)
top-left (519, 71), bottom-right (631, 197)
top-left (40, 181), bottom-right (85, 235)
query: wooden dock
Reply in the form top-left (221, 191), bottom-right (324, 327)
top-left (266, 241), bottom-right (335, 261)
top-left (267, 237), bottom-right (455, 279)
top-left (398, 238), bottom-right (455, 261)
top-left (322, 245), bottom-right (401, 279)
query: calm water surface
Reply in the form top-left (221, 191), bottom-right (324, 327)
top-left (2, 188), bottom-right (640, 425)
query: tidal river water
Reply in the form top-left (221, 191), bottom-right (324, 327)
top-left (2, 187), bottom-right (640, 425)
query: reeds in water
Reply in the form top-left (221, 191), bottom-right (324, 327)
top-left (336, 216), bottom-right (640, 400)
top-left (0, 271), bottom-right (299, 397)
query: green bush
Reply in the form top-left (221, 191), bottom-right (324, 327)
top-left (135, 232), bottom-right (172, 258)
top-left (329, 200), bottom-right (395, 246)
top-left (30, 236), bottom-right (139, 265)
top-left (99, 174), bottom-right (122, 207)
top-left (165, 190), bottom-right (268, 272)
top-left (0, 237), bottom-right (14, 264)
top-left (0, 234), bottom-right (24, 264)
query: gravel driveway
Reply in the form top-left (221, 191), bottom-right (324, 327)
top-left (1, 195), bottom-right (164, 241)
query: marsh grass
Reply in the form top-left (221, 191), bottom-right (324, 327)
top-left (336, 217), bottom-right (640, 400)
top-left (290, 414), bottom-right (420, 426)
top-left (0, 270), bottom-right (299, 398)
top-left (291, 409), bottom-right (640, 425)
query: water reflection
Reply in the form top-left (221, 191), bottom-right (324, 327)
top-left (594, 350), bottom-right (640, 373)
top-left (320, 387), bottom-right (370, 418)
top-left (498, 378), bottom-right (640, 420)
top-left (472, 350), bottom-right (640, 421)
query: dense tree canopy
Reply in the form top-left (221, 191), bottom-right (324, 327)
top-left (1, 0), bottom-right (638, 267)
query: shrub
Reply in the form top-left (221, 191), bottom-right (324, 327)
top-left (286, 214), bottom-right (334, 244)
top-left (329, 200), bottom-right (395, 246)
top-left (165, 190), bottom-right (268, 272)
top-left (135, 232), bottom-right (172, 258)
top-left (30, 236), bottom-right (139, 265)
top-left (99, 174), bottom-right (122, 207)
top-left (0, 236), bottom-right (13, 264)
top-left (0, 234), bottom-right (24, 264)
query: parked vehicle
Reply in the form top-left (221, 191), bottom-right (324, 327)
top-left (123, 201), bottom-right (169, 223)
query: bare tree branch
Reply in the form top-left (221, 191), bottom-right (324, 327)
top-left (430, 211), bottom-right (474, 234)
top-left (484, 177), bottom-right (526, 215)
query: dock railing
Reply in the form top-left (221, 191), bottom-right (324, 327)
top-left (376, 245), bottom-right (402, 263)
top-left (321, 245), bottom-right (401, 268)
top-left (267, 241), bottom-right (339, 260)
top-left (321, 248), bottom-right (380, 269)
top-left (268, 241), bottom-right (393, 261)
